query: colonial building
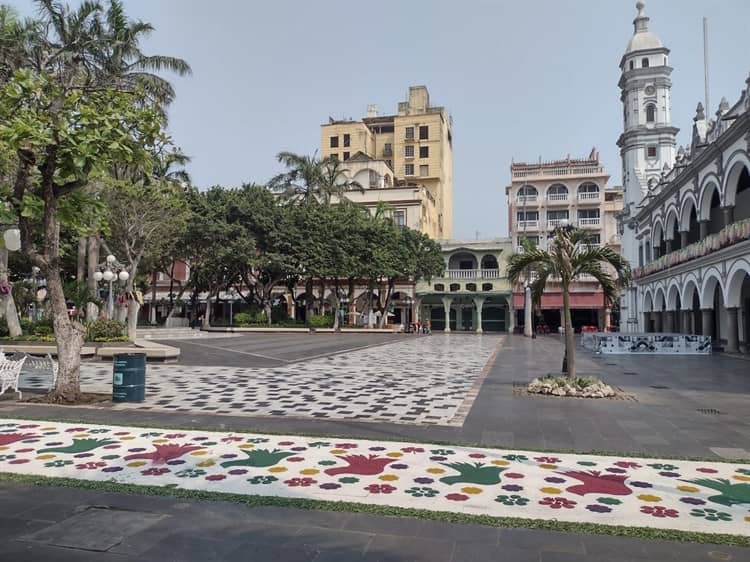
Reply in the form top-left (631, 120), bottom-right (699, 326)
top-left (320, 86), bottom-right (453, 239)
top-left (415, 239), bottom-right (513, 332)
top-left (619, 2), bottom-right (750, 353)
top-left (505, 151), bottom-right (623, 331)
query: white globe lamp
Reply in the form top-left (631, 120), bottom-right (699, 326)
top-left (106, 254), bottom-right (116, 264)
top-left (3, 228), bottom-right (21, 252)
top-left (118, 271), bottom-right (130, 282)
top-left (102, 270), bottom-right (115, 282)
top-left (93, 271), bottom-right (104, 282)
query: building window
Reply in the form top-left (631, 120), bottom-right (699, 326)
top-left (329, 153), bottom-right (338, 161)
top-left (641, 57), bottom-right (649, 68)
top-left (419, 146), bottom-right (429, 158)
top-left (383, 142), bottom-right (392, 156)
top-left (330, 136), bottom-right (338, 148)
top-left (343, 134), bottom-right (350, 147)
top-left (450, 283), bottom-right (460, 292)
top-left (629, 60), bottom-right (634, 70)
top-left (386, 160), bottom-right (392, 169)
top-left (516, 210), bottom-right (539, 222)
top-left (466, 283), bottom-right (477, 292)
top-left (646, 146), bottom-right (657, 159)
top-left (482, 283), bottom-right (493, 291)
top-left (420, 165), bottom-right (429, 176)
top-left (405, 126), bottom-right (414, 140)
top-left (419, 125), bottom-right (429, 140)
top-left (404, 145), bottom-right (414, 158)
top-left (646, 104), bottom-right (656, 123)
top-left (434, 283), bottom-right (444, 292)
top-left (405, 163), bottom-right (414, 176)
top-left (343, 151), bottom-right (350, 161)
top-left (393, 210), bottom-right (406, 227)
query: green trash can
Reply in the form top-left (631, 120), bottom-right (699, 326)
top-left (113, 353), bottom-right (146, 402)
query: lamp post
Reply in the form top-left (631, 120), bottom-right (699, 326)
top-left (93, 254), bottom-right (129, 320)
top-left (339, 295), bottom-right (349, 326)
top-left (227, 287), bottom-right (237, 326)
top-left (1, 228), bottom-right (22, 337)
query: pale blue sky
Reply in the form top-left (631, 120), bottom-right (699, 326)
top-left (13, 0), bottom-right (750, 238)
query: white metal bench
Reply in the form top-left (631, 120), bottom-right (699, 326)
top-left (24, 354), bottom-right (59, 391)
top-left (0, 355), bottom-right (28, 400)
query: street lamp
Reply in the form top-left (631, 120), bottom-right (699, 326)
top-left (3, 228), bottom-right (21, 252)
top-left (339, 295), bottom-right (349, 325)
top-left (93, 255), bottom-right (129, 320)
top-left (227, 287), bottom-right (238, 326)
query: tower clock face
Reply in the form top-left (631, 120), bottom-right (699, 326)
top-left (645, 85), bottom-right (656, 96)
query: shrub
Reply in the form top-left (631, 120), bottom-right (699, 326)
top-left (33, 319), bottom-right (54, 337)
top-left (86, 319), bottom-right (126, 341)
top-left (307, 314), bottom-right (333, 328)
top-left (19, 317), bottom-right (34, 334)
top-left (233, 312), bottom-right (252, 326)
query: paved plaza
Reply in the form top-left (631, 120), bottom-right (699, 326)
top-left (1, 333), bottom-right (749, 560)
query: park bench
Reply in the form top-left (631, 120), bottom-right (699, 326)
top-left (0, 351), bottom-right (58, 399)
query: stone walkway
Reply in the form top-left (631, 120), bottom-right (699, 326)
top-left (1, 419), bottom-right (748, 537)
top-left (17, 335), bottom-right (501, 426)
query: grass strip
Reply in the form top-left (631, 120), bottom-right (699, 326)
top-left (0, 472), bottom-right (747, 547)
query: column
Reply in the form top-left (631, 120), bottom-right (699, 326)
top-left (679, 231), bottom-right (688, 248)
top-left (604, 307), bottom-right (611, 331)
top-left (664, 310), bottom-right (674, 333)
top-left (665, 239), bottom-right (673, 254)
top-left (456, 305), bottom-right (463, 331)
top-left (681, 310), bottom-right (691, 334)
top-left (701, 309), bottom-right (714, 340)
top-left (726, 307), bottom-right (739, 353)
top-left (473, 297), bottom-right (486, 334)
top-left (412, 297), bottom-right (421, 326)
top-left (441, 296), bottom-right (452, 333)
top-left (699, 220), bottom-right (709, 239)
top-left (523, 285), bottom-right (533, 337)
top-left (508, 299), bottom-right (516, 333)
top-left (643, 312), bottom-right (651, 332)
top-left (721, 207), bottom-right (734, 228)
top-left (653, 311), bottom-right (662, 332)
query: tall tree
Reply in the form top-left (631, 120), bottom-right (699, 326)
top-left (507, 226), bottom-right (631, 378)
top-left (268, 152), bottom-right (362, 206)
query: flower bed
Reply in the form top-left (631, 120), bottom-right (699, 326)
top-left (527, 375), bottom-right (616, 398)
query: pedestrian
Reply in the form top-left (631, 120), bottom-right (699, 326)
top-left (416, 320), bottom-right (421, 334)
top-left (425, 319), bottom-right (431, 334)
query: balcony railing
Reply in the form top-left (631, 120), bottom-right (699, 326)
top-left (516, 195), bottom-right (538, 203)
top-left (578, 217), bottom-right (600, 226)
top-left (633, 217), bottom-right (750, 279)
top-left (547, 193), bottom-right (569, 202)
top-left (578, 191), bottom-right (600, 200)
top-left (517, 220), bottom-right (539, 229)
top-left (546, 218), bottom-right (569, 228)
top-left (512, 165), bottom-right (604, 178)
top-left (445, 269), bottom-right (501, 279)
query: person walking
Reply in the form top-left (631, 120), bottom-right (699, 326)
top-left (425, 319), bottom-right (431, 334)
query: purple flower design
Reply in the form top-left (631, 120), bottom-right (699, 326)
top-left (391, 464), bottom-right (409, 470)
top-left (128, 448), bottom-right (146, 452)
top-left (220, 454), bottom-right (237, 459)
top-left (102, 466), bottom-right (123, 473)
top-left (166, 460), bottom-right (185, 466)
top-left (630, 481), bottom-right (653, 488)
top-left (192, 436), bottom-right (209, 441)
top-left (586, 504), bottom-right (612, 513)
top-left (369, 446), bottom-right (386, 451)
top-left (44, 442), bottom-right (64, 446)
top-left (319, 483), bottom-right (341, 490)
top-left (502, 484), bottom-right (524, 492)
top-left (659, 471), bottom-right (680, 478)
top-left (680, 497), bottom-right (706, 505)
top-left (291, 447), bottom-right (307, 452)
top-left (430, 456), bottom-right (447, 461)
top-left (605, 468), bottom-right (626, 474)
top-left (74, 453), bottom-right (94, 458)
top-left (545, 477), bottom-right (565, 483)
top-left (228, 469), bottom-right (248, 475)
top-left (414, 477), bottom-right (434, 484)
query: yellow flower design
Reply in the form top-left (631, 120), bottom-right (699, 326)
top-left (637, 494), bottom-right (662, 502)
top-left (190, 451), bottom-right (208, 456)
top-left (379, 474), bottom-right (399, 481)
top-left (36, 454), bottom-right (55, 460)
top-left (196, 459), bottom-right (215, 467)
top-left (461, 486), bottom-right (483, 495)
top-left (386, 452), bottom-right (403, 458)
top-left (268, 466), bottom-right (287, 473)
top-left (540, 487), bottom-right (561, 494)
top-left (491, 460), bottom-right (510, 466)
top-left (732, 475), bottom-right (750, 482)
top-left (300, 469), bottom-right (319, 475)
top-left (74, 434), bottom-right (89, 438)
top-left (538, 463), bottom-right (558, 470)
top-left (238, 444), bottom-right (255, 449)
top-left (152, 439), bottom-right (168, 444)
top-left (329, 449), bottom-right (345, 455)
top-left (677, 485), bottom-right (699, 493)
top-left (127, 461), bottom-right (146, 467)
top-left (426, 467), bottom-right (445, 474)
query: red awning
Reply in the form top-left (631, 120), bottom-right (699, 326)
top-left (512, 292), bottom-right (604, 310)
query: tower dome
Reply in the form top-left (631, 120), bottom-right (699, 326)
top-left (625, 1), bottom-right (663, 54)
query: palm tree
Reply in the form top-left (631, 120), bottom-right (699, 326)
top-left (268, 152), bottom-right (362, 205)
top-left (507, 226), bottom-right (631, 378)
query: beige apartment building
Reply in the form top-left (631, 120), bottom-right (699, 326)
top-left (505, 149), bottom-right (624, 331)
top-left (320, 85), bottom-right (453, 239)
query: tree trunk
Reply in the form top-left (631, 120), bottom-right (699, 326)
top-left (86, 235), bottom-right (100, 320)
top-left (125, 275), bottom-right (140, 342)
top-left (562, 283), bottom-right (576, 377)
top-left (203, 291), bottom-right (213, 328)
top-left (76, 237), bottom-right (86, 283)
top-left (150, 271), bottom-right (158, 325)
top-left (347, 278), bottom-right (355, 327)
top-left (305, 277), bottom-right (313, 323)
top-left (378, 282), bottom-right (394, 329)
top-left (48, 265), bottom-right (85, 402)
top-left (0, 248), bottom-right (22, 337)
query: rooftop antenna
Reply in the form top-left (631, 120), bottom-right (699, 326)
top-left (703, 17), bottom-right (710, 116)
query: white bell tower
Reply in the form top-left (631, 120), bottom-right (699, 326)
top-left (617, 1), bottom-right (679, 332)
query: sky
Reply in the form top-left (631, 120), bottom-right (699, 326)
top-left (12, 0), bottom-right (750, 239)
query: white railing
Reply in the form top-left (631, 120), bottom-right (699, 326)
top-left (517, 220), bottom-right (539, 229)
top-left (578, 217), bottom-right (600, 226)
top-left (444, 269), bottom-right (501, 279)
top-left (547, 193), bottom-right (568, 201)
top-left (512, 165), bottom-right (604, 178)
top-left (546, 218), bottom-right (569, 228)
top-left (580, 243), bottom-right (601, 251)
top-left (516, 195), bottom-right (538, 203)
top-left (515, 246), bottom-right (524, 253)
top-left (578, 191), bottom-right (600, 200)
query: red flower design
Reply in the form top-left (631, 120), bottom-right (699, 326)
top-left (469, 453), bottom-right (486, 459)
top-left (205, 474), bottom-right (226, 481)
top-left (614, 461), bottom-right (641, 469)
top-left (76, 462), bottom-right (106, 470)
top-left (287, 457), bottom-right (305, 462)
top-left (640, 506), bottom-right (678, 518)
top-left (278, 441), bottom-right (295, 446)
top-left (335, 443), bottom-right (358, 449)
top-left (401, 447), bottom-right (424, 454)
top-left (505, 473), bottom-right (525, 479)
top-left (539, 497), bottom-right (577, 509)
top-left (535, 456), bottom-right (561, 464)
top-left (65, 427), bottom-right (88, 433)
top-left (285, 477), bottom-right (317, 487)
top-left (221, 436), bottom-right (243, 443)
top-left (141, 467), bottom-right (170, 476)
top-left (446, 493), bottom-right (469, 501)
top-left (364, 484), bottom-right (396, 494)
top-left (696, 468), bottom-right (718, 474)
top-left (164, 433), bottom-right (187, 439)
